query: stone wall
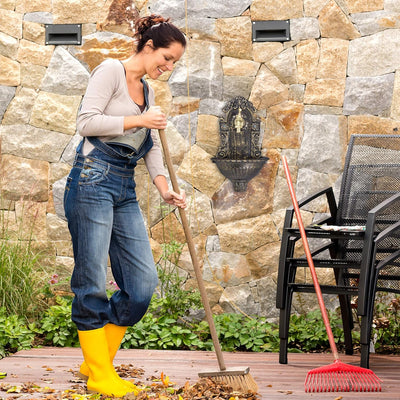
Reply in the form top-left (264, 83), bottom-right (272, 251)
top-left (1, 0), bottom-right (399, 320)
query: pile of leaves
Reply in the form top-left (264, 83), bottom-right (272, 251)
top-left (0, 363), bottom-right (259, 400)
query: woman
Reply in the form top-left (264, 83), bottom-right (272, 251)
top-left (64, 15), bottom-right (186, 397)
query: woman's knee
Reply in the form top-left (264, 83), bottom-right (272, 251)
top-left (118, 296), bottom-right (153, 326)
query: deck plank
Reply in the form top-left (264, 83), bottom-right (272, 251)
top-left (0, 348), bottom-right (399, 399)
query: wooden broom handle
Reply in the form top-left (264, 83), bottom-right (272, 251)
top-left (158, 129), bottom-right (227, 371)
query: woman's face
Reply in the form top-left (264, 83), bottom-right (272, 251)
top-left (145, 41), bottom-right (185, 79)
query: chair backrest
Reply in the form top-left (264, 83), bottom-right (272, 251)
top-left (336, 135), bottom-right (400, 264)
top-left (338, 135), bottom-right (400, 226)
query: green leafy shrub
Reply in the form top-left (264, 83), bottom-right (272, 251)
top-left (122, 309), bottom-right (279, 352)
top-left (213, 313), bottom-right (279, 352)
top-left (3, 297), bottom-right (400, 357)
top-left (124, 314), bottom-right (203, 350)
top-left (287, 309), bottom-right (349, 353)
top-left (371, 295), bottom-right (400, 353)
top-left (122, 296), bottom-right (206, 351)
top-left (0, 307), bottom-right (35, 358)
top-left (38, 297), bottom-right (79, 347)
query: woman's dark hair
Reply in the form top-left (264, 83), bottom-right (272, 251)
top-left (134, 14), bottom-right (186, 53)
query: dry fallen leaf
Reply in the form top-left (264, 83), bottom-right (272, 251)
top-left (0, 365), bottom-right (260, 400)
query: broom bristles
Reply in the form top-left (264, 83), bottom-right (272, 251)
top-left (305, 360), bottom-right (382, 392)
top-left (199, 367), bottom-right (258, 393)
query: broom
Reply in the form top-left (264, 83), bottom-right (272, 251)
top-left (158, 129), bottom-right (258, 393)
top-left (281, 155), bottom-right (382, 393)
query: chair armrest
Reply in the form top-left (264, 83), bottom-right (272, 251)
top-left (368, 191), bottom-right (400, 218)
top-left (363, 191), bottom-right (400, 258)
top-left (298, 186), bottom-right (336, 209)
top-left (283, 186), bottom-right (337, 228)
top-left (375, 248), bottom-right (400, 273)
top-left (374, 220), bottom-right (400, 245)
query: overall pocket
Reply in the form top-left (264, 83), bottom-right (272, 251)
top-left (78, 160), bottom-right (108, 186)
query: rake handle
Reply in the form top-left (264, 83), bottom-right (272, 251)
top-left (158, 129), bottom-right (227, 371)
top-left (282, 155), bottom-right (339, 361)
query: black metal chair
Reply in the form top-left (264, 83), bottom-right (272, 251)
top-left (360, 200), bottom-right (400, 367)
top-left (276, 134), bottom-right (400, 368)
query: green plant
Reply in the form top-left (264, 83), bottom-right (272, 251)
top-left (371, 295), bottom-right (400, 354)
top-left (122, 310), bottom-right (280, 353)
top-left (212, 313), bottom-right (279, 352)
top-left (0, 200), bottom-right (52, 322)
top-left (0, 307), bottom-right (35, 358)
top-left (127, 314), bottom-right (203, 350)
top-left (155, 240), bottom-right (202, 320)
top-left (41, 274), bottom-right (72, 302)
top-left (0, 237), bottom-right (48, 321)
top-left (3, 298), bottom-right (400, 356)
top-left (38, 297), bottom-right (79, 347)
top-left (122, 296), bottom-right (205, 350)
top-left (190, 313), bottom-right (278, 352)
top-left (287, 309), bottom-right (346, 353)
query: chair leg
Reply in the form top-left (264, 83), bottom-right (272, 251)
top-left (279, 305), bottom-right (289, 364)
top-left (338, 293), bottom-right (354, 355)
top-left (278, 288), bottom-right (294, 364)
top-left (277, 232), bottom-right (297, 365)
top-left (333, 262), bottom-right (354, 355)
top-left (360, 341), bottom-right (370, 368)
top-left (360, 311), bottom-right (372, 369)
top-left (359, 315), bottom-right (372, 369)
top-left (276, 233), bottom-right (296, 309)
top-left (359, 289), bottom-right (377, 368)
top-left (279, 337), bottom-right (288, 364)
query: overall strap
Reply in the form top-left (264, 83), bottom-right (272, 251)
top-left (141, 78), bottom-right (150, 111)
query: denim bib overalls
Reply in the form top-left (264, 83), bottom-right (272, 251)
top-left (64, 80), bottom-right (158, 331)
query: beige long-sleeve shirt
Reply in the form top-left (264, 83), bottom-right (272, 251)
top-left (76, 58), bottom-right (166, 181)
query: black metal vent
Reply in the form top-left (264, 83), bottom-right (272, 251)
top-left (45, 24), bottom-right (82, 45)
top-left (252, 20), bottom-right (290, 42)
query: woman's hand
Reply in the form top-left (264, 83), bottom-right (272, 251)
top-left (124, 106), bottom-right (167, 131)
top-left (161, 189), bottom-right (187, 209)
top-left (140, 106), bottom-right (167, 130)
top-left (153, 176), bottom-right (187, 208)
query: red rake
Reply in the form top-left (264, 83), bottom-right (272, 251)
top-left (281, 155), bottom-right (382, 393)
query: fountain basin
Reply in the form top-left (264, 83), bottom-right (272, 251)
top-left (212, 157), bottom-right (268, 192)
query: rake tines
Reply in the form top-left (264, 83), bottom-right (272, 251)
top-left (305, 360), bottom-right (382, 392)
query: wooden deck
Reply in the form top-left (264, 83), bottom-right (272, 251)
top-left (0, 348), bottom-right (399, 399)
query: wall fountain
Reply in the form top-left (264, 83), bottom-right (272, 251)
top-left (212, 96), bottom-right (268, 192)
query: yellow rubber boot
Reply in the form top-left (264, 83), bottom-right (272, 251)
top-left (78, 327), bottom-right (133, 397)
top-left (78, 324), bottom-right (137, 390)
